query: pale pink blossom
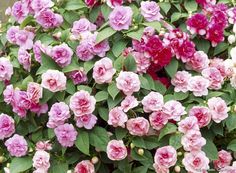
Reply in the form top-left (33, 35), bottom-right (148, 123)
top-left (132, 51), bottom-right (151, 74)
top-left (186, 51), bottom-right (209, 72)
top-left (27, 82), bottom-right (43, 104)
top-left (140, 1), bottom-right (163, 22)
top-left (0, 57), bottom-right (13, 81)
top-left (0, 113), bottom-right (15, 140)
top-left (107, 140), bottom-right (127, 161)
top-left (30, 0), bottom-right (54, 14)
top-left (213, 150), bottom-right (232, 171)
top-left (202, 67), bottom-right (224, 90)
top-left (36, 141), bottom-right (52, 151)
top-left (178, 116), bottom-right (199, 134)
top-left (126, 117), bottom-right (150, 136)
top-left (149, 110), bottom-right (168, 131)
top-left (74, 160), bottom-right (95, 173)
top-left (6, 26), bottom-right (20, 44)
top-left (72, 18), bottom-right (96, 36)
top-left (108, 107), bottom-right (128, 128)
top-left (33, 150), bottom-right (50, 172)
top-left (153, 163), bottom-right (169, 173)
top-left (18, 49), bottom-right (31, 71)
top-left (188, 76), bottom-right (210, 97)
top-left (68, 69), bottom-right (88, 85)
top-left (107, 0), bottom-right (123, 8)
top-left (219, 162), bottom-right (236, 173)
top-left (141, 91), bottom-right (164, 113)
top-left (15, 29), bottom-right (35, 50)
top-left (189, 106), bottom-right (211, 128)
top-left (171, 71), bottom-right (192, 93)
top-left (162, 100), bottom-right (186, 121)
top-left (3, 85), bottom-right (14, 104)
top-left (75, 114), bottom-right (97, 129)
top-left (120, 96), bottom-right (139, 112)
top-left (11, 1), bottom-right (29, 23)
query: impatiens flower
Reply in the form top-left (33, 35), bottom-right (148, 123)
top-left (126, 117), bottom-right (150, 136)
top-left (149, 110), bottom-right (168, 131)
top-left (211, 58), bottom-right (229, 78)
top-left (93, 57), bottom-right (116, 84)
top-left (116, 71), bottom-right (141, 95)
top-left (189, 106), bottom-right (211, 128)
top-left (71, 18), bottom-right (97, 36)
top-left (181, 130), bottom-right (206, 152)
top-left (182, 151), bottom-right (210, 173)
top-left (207, 97), bottom-right (229, 123)
top-left (154, 146), bottom-right (177, 169)
top-left (141, 91), bottom-right (164, 113)
top-left (120, 96), bottom-right (139, 112)
top-left (0, 57), bottom-right (13, 81)
top-left (85, 0), bottom-right (97, 7)
top-left (219, 162), bottom-right (236, 173)
top-left (202, 67), bottom-right (224, 90)
top-left (5, 134), bottom-right (28, 157)
top-left (92, 39), bottom-right (110, 57)
top-left (140, 1), bottom-right (163, 22)
top-left (162, 100), bottom-right (186, 121)
top-left (47, 102), bottom-right (71, 128)
top-left (186, 13), bottom-right (208, 35)
top-left (15, 29), bottom-right (35, 50)
top-left (74, 160), bottom-right (95, 173)
top-left (75, 114), bottom-right (97, 129)
top-left (33, 150), bottom-right (50, 172)
top-left (41, 70), bottom-right (67, 92)
top-left (171, 71), bottom-right (192, 93)
top-left (69, 90), bottom-right (96, 116)
top-left (108, 107), bottom-right (128, 128)
top-left (153, 163), bottom-right (169, 173)
top-left (36, 141), bottom-right (52, 151)
top-left (213, 150), bottom-right (232, 171)
top-left (68, 69), bottom-right (88, 85)
top-left (11, 1), bottom-right (29, 23)
top-left (132, 51), bottom-right (151, 74)
top-left (106, 140), bottom-right (127, 161)
top-left (33, 40), bottom-right (46, 63)
top-left (3, 85), bottom-right (14, 104)
top-left (188, 76), bottom-right (210, 97)
top-left (206, 24), bottom-right (225, 47)
top-left (186, 51), bottom-right (209, 72)
top-left (50, 43), bottom-right (73, 68)
top-left (175, 40), bottom-right (196, 63)
top-left (0, 113), bottom-right (15, 140)
top-left (178, 116), bottom-right (199, 134)
top-left (27, 82), bottom-right (43, 104)
top-left (107, 0), bottom-right (123, 8)
top-left (6, 26), bottom-right (20, 44)
top-left (30, 0), bottom-right (54, 14)
top-left (228, 7), bottom-right (236, 24)
top-left (108, 6), bottom-right (133, 31)
top-left (30, 103), bottom-right (48, 116)
top-left (54, 123), bottom-right (77, 147)
top-left (18, 49), bottom-right (31, 71)
top-left (76, 41), bottom-right (94, 61)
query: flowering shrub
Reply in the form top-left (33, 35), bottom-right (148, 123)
top-left (2, 0), bottom-right (236, 173)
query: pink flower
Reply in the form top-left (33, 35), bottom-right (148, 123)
top-left (126, 117), bottom-right (150, 136)
top-left (35, 9), bottom-right (63, 29)
top-left (154, 146), bottom-right (177, 169)
top-left (141, 91), bottom-right (164, 113)
top-left (41, 70), bottom-right (67, 92)
top-left (182, 151), bottom-right (210, 173)
top-left (54, 123), bottom-right (77, 147)
top-left (213, 150), bottom-right (232, 171)
top-left (181, 130), bottom-right (206, 152)
top-left (108, 107), bottom-right (128, 128)
top-left (0, 113), bottom-right (15, 140)
top-left (149, 110), bottom-right (168, 131)
top-left (162, 100), bottom-right (186, 121)
top-left (33, 40), bottom-right (46, 63)
top-left (27, 82), bottom-right (43, 104)
top-left (188, 76), bottom-right (210, 97)
top-left (93, 57), bottom-right (116, 84)
top-left (69, 90), bottom-right (96, 116)
top-left (5, 7), bottom-right (12, 16)
top-left (228, 7), bottom-right (236, 24)
top-left (175, 40), bottom-right (196, 63)
top-left (93, 39), bottom-right (110, 57)
top-left (3, 85), bottom-right (14, 104)
top-left (30, 103), bottom-right (48, 116)
top-left (171, 71), bottom-right (191, 93)
top-left (207, 97), bottom-right (229, 123)
top-left (74, 160), bottom-right (95, 173)
top-left (107, 0), bottom-right (123, 8)
top-left (140, 1), bottom-right (163, 22)
top-left (202, 67), bottom-right (224, 90)
top-left (30, 0), bottom-right (54, 14)
top-left (15, 29), bottom-right (35, 50)
top-left (186, 13), bottom-right (208, 35)
top-left (18, 49), bottom-right (31, 71)
top-left (11, 1), bottom-right (29, 23)
top-left (71, 18), bottom-right (96, 36)
top-left (210, 58), bottom-right (229, 78)
top-left (33, 150), bottom-right (50, 172)
top-left (50, 43), bottom-right (73, 67)
top-left (6, 26), bottom-right (20, 44)
top-left (75, 114), bottom-right (97, 129)
top-left (106, 140), bottom-right (127, 161)
top-left (85, 0), bottom-right (97, 7)
top-left (5, 134), bottom-right (28, 157)
top-left (189, 106), bottom-right (211, 128)
top-left (108, 6), bottom-right (133, 31)
top-left (178, 116), bottom-right (199, 134)
top-left (206, 24), bottom-right (225, 47)
top-left (132, 51), bottom-right (151, 74)
top-left (76, 41), bottom-right (94, 61)
top-left (36, 141), bottom-right (52, 151)
top-left (68, 69), bottom-right (88, 85)
top-left (0, 57), bottom-right (13, 81)
top-left (47, 102), bottom-right (71, 128)
top-left (120, 96), bottom-right (139, 112)
top-left (219, 162), bottom-right (236, 173)
top-left (186, 51), bottom-right (209, 72)
top-left (153, 163), bottom-right (169, 173)
top-left (116, 71), bottom-right (140, 96)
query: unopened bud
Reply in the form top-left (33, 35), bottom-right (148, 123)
top-left (130, 143), bottom-right (135, 149)
top-left (53, 32), bottom-right (62, 39)
top-left (7, 163), bottom-right (10, 168)
top-left (0, 156), bottom-right (5, 163)
top-left (91, 156), bottom-right (99, 164)
top-left (174, 166), bottom-right (181, 172)
top-left (67, 170), bottom-right (72, 173)
top-left (69, 34), bottom-right (77, 41)
top-left (177, 152), bottom-right (182, 156)
top-left (228, 35), bottom-right (236, 44)
top-left (138, 148), bottom-right (144, 155)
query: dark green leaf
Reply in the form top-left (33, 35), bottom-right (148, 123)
top-left (10, 157), bottom-right (32, 173)
top-left (158, 123), bottom-right (177, 141)
top-left (202, 140), bottom-right (218, 160)
top-left (127, 27), bottom-right (144, 41)
top-left (89, 127), bottom-right (109, 151)
top-left (49, 161), bottom-right (68, 173)
top-left (77, 85), bottom-right (92, 93)
top-left (75, 129), bottom-right (90, 155)
top-left (65, 0), bottom-right (86, 10)
top-left (124, 55), bottom-right (137, 72)
top-left (169, 133), bottom-right (183, 149)
top-left (164, 58), bottom-right (178, 78)
top-left (0, 81), bottom-right (4, 95)
top-left (184, 0), bottom-right (198, 12)
top-left (95, 91), bottom-right (109, 102)
top-left (108, 82), bottom-right (120, 100)
top-left (101, 4), bottom-right (112, 20)
top-left (213, 42), bottom-right (228, 56)
top-left (112, 40), bottom-right (128, 57)
top-left (96, 27), bottom-right (116, 44)
top-left (226, 114), bottom-right (236, 132)
top-left (98, 107), bottom-right (109, 121)
top-left (115, 127), bottom-right (128, 140)
top-left (159, 2), bottom-right (171, 14)
top-left (40, 89), bottom-right (54, 103)
top-left (227, 139), bottom-right (236, 151)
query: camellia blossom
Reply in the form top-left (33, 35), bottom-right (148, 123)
top-left (3, 85), bottom-right (14, 104)
top-left (0, 113), bottom-right (15, 140)
top-left (18, 49), bottom-right (31, 71)
top-left (106, 140), bottom-right (127, 161)
top-left (30, 0), bottom-right (54, 14)
top-left (120, 96), bottom-right (139, 112)
top-left (27, 82), bottom-right (43, 104)
top-left (71, 18), bottom-right (97, 36)
top-left (75, 114), bottom-right (97, 129)
top-left (132, 51), bottom-right (151, 74)
top-left (213, 150), bottom-right (232, 171)
top-left (68, 69), bottom-right (88, 85)
top-left (187, 76), bottom-right (210, 97)
top-left (33, 150), bottom-right (50, 172)
top-left (15, 29), bottom-right (35, 50)
top-left (11, 1), bottom-right (29, 23)
top-left (74, 160), bottom-right (95, 173)
top-left (149, 110), bottom-right (168, 131)
top-left (140, 1), bottom-right (163, 22)
top-left (189, 106), bottom-right (211, 128)
top-left (171, 71), bottom-right (192, 93)
top-left (178, 116), bottom-right (199, 134)
top-left (6, 26), bottom-right (20, 44)
top-left (108, 107), bottom-right (128, 128)
top-left (0, 57), bottom-right (13, 81)
top-left (186, 51), bottom-right (209, 72)
top-left (126, 117), bottom-right (150, 136)
top-left (202, 67), bottom-right (224, 90)
top-left (141, 91), bottom-right (164, 113)
top-left (162, 100), bottom-right (186, 121)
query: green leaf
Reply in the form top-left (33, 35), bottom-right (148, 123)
top-left (213, 42), bottom-right (228, 56)
top-left (112, 40), bottom-right (128, 57)
top-left (114, 56), bottom-right (124, 71)
top-left (127, 27), bottom-right (144, 41)
top-left (37, 53), bottom-right (60, 75)
top-left (159, 2), bottom-right (171, 14)
top-left (115, 127), bottom-right (128, 140)
top-left (40, 89), bottom-right (54, 103)
top-left (49, 161), bottom-right (68, 173)
top-left (20, 75), bottom-right (34, 90)
top-left (108, 94), bottom-right (123, 110)
top-left (75, 129), bottom-right (90, 155)
top-left (77, 85), bottom-right (92, 93)
top-left (142, 21), bottom-right (161, 32)
top-left (195, 39), bottom-right (210, 54)
top-left (153, 80), bottom-right (167, 95)
top-left (184, 0), bottom-right (198, 12)
top-left (133, 166), bottom-right (149, 173)
top-left (227, 139), bottom-right (236, 151)
top-left (169, 133), bottom-right (183, 150)
top-left (62, 57), bottom-right (80, 73)
top-left (173, 91), bottom-right (189, 101)
top-left (158, 123), bottom-right (177, 141)
top-left (96, 27), bottom-right (116, 44)
top-left (202, 140), bottom-right (218, 160)
top-left (66, 79), bottom-right (76, 94)
top-left (98, 107), bottom-right (109, 121)
top-left (139, 75), bottom-right (150, 90)
top-left (10, 157), bottom-right (32, 173)
top-left (164, 58), bottom-right (178, 78)
top-left (101, 4), bottom-right (112, 20)
top-left (108, 82), bottom-right (120, 100)
top-left (226, 114), bottom-right (236, 132)
top-left (65, 0), bottom-right (86, 10)
top-left (89, 127), bottom-right (109, 151)
top-left (133, 136), bottom-right (159, 150)
top-left (171, 12), bottom-right (182, 23)
top-left (20, 16), bottom-right (34, 29)
top-left (84, 60), bottom-right (94, 73)
top-left (0, 81), bottom-right (4, 95)
top-left (95, 91), bottom-right (109, 102)
top-left (124, 55), bottom-right (137, 72)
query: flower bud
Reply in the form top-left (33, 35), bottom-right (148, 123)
top-left (69, 34), bottom-right (77, 41)
top-left (7, 163), bottom-right (10, 168)
top-left (233, 24), bottom-right (236, 34)
top-left (228, 35), bottom-right (236, 44)
top-left (174, 166), bottom-right (181, 172)
top-left (138, 148), bottom-right (144, 155)
top-left (177, 152), bottom-right (182, 156)
top-left (91, 156), bottom-right (99, 164)
top-left (67, 170), bottom-right (72, 173)
top-left (53, 32), bottom-right (62, 39)
top-left (0, 156), bottom-right (5, 163)
top-left (130, 143), bottom-right (135, 149)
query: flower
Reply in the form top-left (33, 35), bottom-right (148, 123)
top-left (27, 82), bottom-right (43, 104)
top-left (140, 1), bottom-right (163, 22)
top-left (213, 150), bottom-right (232, 171)
top-left (132, 51), bottom-right (151, 74)
top-left (107, 0), bottom-right (123, 8)
top-left (141, 91), bottom-right (164, 113)
top-left (75, 114), bottom-right (97, 129)
top-left (106, 140), bottom-right (127, 161)
top-left (6, 26), bottom-right (20, 44)
top-left (0, 114), bottom-right (15, 140)
top-left (68, 69), bottom-right (88, 85)
top-left (108, 107), bottom-right (128, 128)
top-left (149, 110), bottom-right (168, 131)
top-left (93, 57), bottom-right (116, 84)
top-left (33, 40), bottom-right (46, 63)
top-left (178, 116), bottom-right (199, 134)
top-left (69, 90), bottom-right (96, 116)
top-left (71, 18), bottom-right (97, 36)
top-left (0, 57), bottom-right (13, 81)
top-left (5, 134), bottom-right (28, 157)
top-left (36, 141), bottom-right (52, 151)
top-left (11, 1), bottom-right (29, 23)
top-left (206, 24), bottom-right (225, 47)
top-left (186, 51), bottom-right (209, 72)
top-left (3, 85), bottom-right (14, 104)
top-left (126, 117), bottom-right (150, 136)
top-left (18, 49), bottom-right (31, 71)
top-left (116, 71), bottom-right (141, 96)
top-left (108, 6), bottom-right (133, 31)
top-left (76, 41), bottom-right (94, 61)
top-left (33, 150), bottom-right (50, 172)
top-left (189, 106), bottom-right (211, 128)
top-left (54, 123), bottom-right (77, 147)
top-left (186, 13), bottom-right (208, 35)
top-left (41, 70), bottom-right (67, 92)
top-left (74, 160), bottom-right (95, 173)
top-left (162, 100), bottom-right (186, 121)
top-left (171, 71), bottom-right (192, 93)
top-left (120, 96), bottom-right (139, 112)
top-left (187, 76), bottom-right (210, 97)
top-left (15, 29), bottom-right (35, 50)
top-left (175, 40), bottom-right (196, 63)
top-left (207, 97), bottom-right (229, 123)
